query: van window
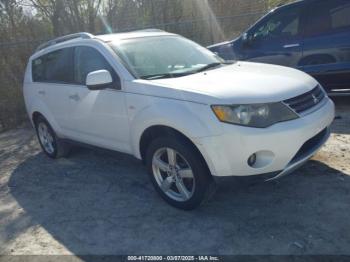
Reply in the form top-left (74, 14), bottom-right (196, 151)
top-left (74, 46), bottom-right (120, 86)
top-left (304, 0), bottom-right (350, 37)
top-left (32, 47), bottom-right (74, 83)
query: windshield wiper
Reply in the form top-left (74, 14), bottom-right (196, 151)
top-left (195, 61), bottom-right (236, 73)
top-left (195, 62), bottom-right (223, 73)
top-left (140, 72), bottom-right (187, 80)
top-left (141, 62), bottom-right (234, 80)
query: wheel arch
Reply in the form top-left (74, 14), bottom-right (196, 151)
top-left (26, 92), bottom-right (64, 134)
top-left (30, 107), bottom-right (62, 138)
top-left (138, 125), bottom-right (213, 175)
top-left (32, 111), bottom-right (44, 125)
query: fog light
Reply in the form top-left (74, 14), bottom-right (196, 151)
top-left (248, 153), bottom-right (257, 167)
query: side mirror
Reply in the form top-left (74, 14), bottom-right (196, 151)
top-left (242, 32), bottom-right (253, 47)
top-left (86, 70), bottom-right (113, 90)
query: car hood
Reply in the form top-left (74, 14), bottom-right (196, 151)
top-left (150, 61), bottom-right (319, 104)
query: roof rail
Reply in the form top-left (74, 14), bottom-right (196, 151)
top-left (132, 28), bottom-right (164, 33)
top-left (36, 32), bottom-right (94, 52)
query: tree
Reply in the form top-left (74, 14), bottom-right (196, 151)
top-left (29, 0), bottom-right (103, 36)
top-left (268, 0), bottom-right (295, 9)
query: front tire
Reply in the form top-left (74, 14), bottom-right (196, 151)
top-left (35, 116), bottom-right (70, 159)
top-left (146, 136), bottom-right (215, 210)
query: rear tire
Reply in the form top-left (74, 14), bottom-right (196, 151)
top-left (146, 136), bottom-right (215, 210)
top-left (34, 116), bottom-right (70, 159)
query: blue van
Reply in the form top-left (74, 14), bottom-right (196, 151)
top-left (208, 0), bottom-right (350, 95)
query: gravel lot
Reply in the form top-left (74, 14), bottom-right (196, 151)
top-left (0, 98), bottom-right (349, 255)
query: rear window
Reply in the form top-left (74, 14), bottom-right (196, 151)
top-left (32, 47), bottom-right (74, 83)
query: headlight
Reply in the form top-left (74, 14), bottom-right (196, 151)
top-left (211, 103), bottom-right (298, 128)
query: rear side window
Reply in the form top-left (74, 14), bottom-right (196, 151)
top-left (32, 47), bottom-right (74, 83)
top-left (304, 0), bottom-right (350, 37)
top-left (74, 46), bottom-right (120, 86)
top-left (331, 3), bottom-right (350, 30)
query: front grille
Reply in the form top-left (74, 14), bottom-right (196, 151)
top-left (284, 85), bottom-right (325, 114)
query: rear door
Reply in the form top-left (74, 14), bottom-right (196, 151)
top-left (32, 47), bottom-right (76, 134)
top-left (301, 0), bottom-right (350, 94)
top-left (242, 4), bottom-right (304, 68)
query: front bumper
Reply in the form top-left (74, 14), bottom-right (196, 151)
top-left (265, 126), bottom-right (330, 181)
top-left (194, 98), bottom-right (335, 178)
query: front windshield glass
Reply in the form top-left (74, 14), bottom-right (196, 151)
top-left (110, 36), bottom-right (224, 79)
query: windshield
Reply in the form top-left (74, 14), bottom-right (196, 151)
top-left (110, 36), bottom-right (224, 79)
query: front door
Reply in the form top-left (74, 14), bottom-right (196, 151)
top-left (242, 4), bottom-right (304, 69)
top-left (65, 46), bottom-right (131, 153)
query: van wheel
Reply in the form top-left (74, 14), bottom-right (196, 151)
top-left (35, 116), bottom-right (70, 159)
top-left (146, 136), bottom-right (215, 210)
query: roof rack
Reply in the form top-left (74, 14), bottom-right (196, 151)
top-left (131, 28), bottom-right (164, 33)
top-left (36, 32), bottom-right (94, 52)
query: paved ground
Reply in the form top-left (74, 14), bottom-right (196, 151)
top-left (0, 98), bottom-right (349, 255)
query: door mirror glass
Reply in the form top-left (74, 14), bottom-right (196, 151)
top-left (86, 70), bottom-right (113, 90)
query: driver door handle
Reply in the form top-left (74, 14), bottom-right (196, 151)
top-left (283, 43), bottom-right (300, 48)
top-left (68, 93), bottom-right (80, 101)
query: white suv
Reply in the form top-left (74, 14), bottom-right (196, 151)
top-left (23, 30), bottom-right (335, 210)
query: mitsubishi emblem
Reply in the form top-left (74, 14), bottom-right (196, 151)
top-left (312, 94), bottom-right (318, 104)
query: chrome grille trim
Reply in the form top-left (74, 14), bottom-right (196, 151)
top-left (283, 85), bottom-right (326, 114)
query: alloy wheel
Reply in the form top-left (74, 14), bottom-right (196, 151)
top-left (152, 147), bottom-right (195, 202)
top-left (37, 122), bottom-right (55, 154)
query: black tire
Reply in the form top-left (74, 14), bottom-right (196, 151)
top-left (34, 115), bottom-right (71, 159)
top-left (146, 136), bottom-right (215, 210)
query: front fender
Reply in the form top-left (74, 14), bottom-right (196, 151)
top-left (128, 96), bottom-right (222, 159)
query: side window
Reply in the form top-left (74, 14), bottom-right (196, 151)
top-left (304, 0), bottom-right (350, 37)
top-left (32, 57), bottom-right (45, 82)
top-left (32, 47), bottom-right (74, 83)
top-left (74, 46), bottom-right (120, 87)
top-left (330, 2), bottom-right (350, 31)
top-left (252, 6), bottom-right (301, 41)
